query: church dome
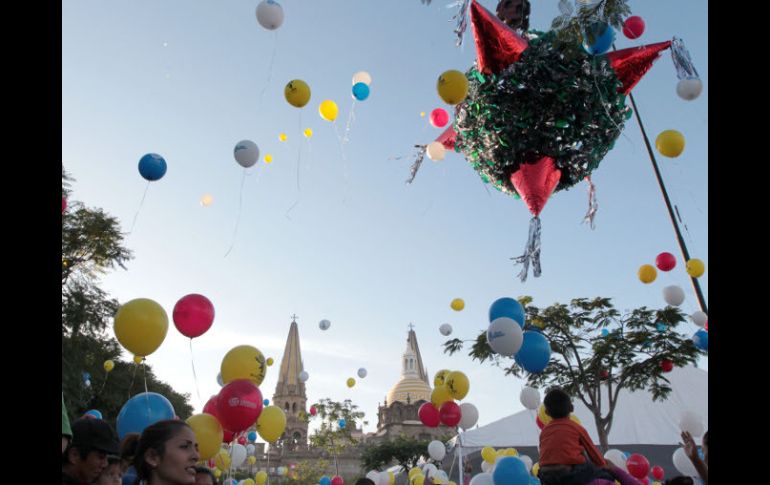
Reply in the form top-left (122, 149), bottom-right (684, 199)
top-left (387, 376), bottom-right (432, 406)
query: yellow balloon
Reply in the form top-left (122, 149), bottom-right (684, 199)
top-left (496, 449), bottom-right (506, 458)
top-left (431, 385), bottom-right (453, 407)
top-left (114, 298), bottom-right (169, 357)
top-left (448, 482), bottom-right (457, 485)
top-left (686, 258), bottom-right (705, 278)
top-left (242, 479), bottom-right (256, 485)
top-left (285, 80), bottom-right (311, 108)
top-left (200, 194), bottom-right (214, 207)
top-left (655, 130), bottom-right (685, 157)
top-left (388, 471), bottom-right (395, 485)
top-left (570, 414), bottom-right (581, 425)
top-left (133, 355), bottom-right (143, 364)
top-left (247, 456), bottom-right (256, 465)
top-left (505, 448), bottom-right (519, 457)
top-left (319, 100), bottom-right (339, 122)
top-left (444, 371), bottom-right (469, 400)
top-left (434, 477), bottom-right (446, 484)
top-left (413, 476), bottom-right (425, 485)
top-left (409, 468), bottom-right (422, 479)
top-left (255, 471), bottom-right (267, 485)
top-left (638, 264), bottom-right (657, 284)
top-left (186, 414), bottom-right (223, 460)
top-left (420, 112), bottom-right (426, 117)
top-left (279, 133), bottom-right (287, 142)
top-left (304, 128), bottom-right (313, 138)
top-left (103, 360), bottom-right (114, 372)
top-left (214, 469), bottom-right (222, 478)
top-left (450, 298), bottom-right (465, 311)
top-left (214, 449), bottom-right (231, 471)
top-left (347, 377), bottom-right (356, 388)
top-left (264, 154), bottom-right (273, 163)
top-left (481, 446), bottom-right (496, 464)
top-left (266, 357), bottom-right (274, 367)
top-left (434, 369), bottom-right (451, 388)
top-left (411, 473), bottom-right (425, 484)
top-left (532, 463), bottom-right (540, 477)
top-left (257, 405), bottom-right (287, 443)
top-left (437, 70), bottom-right (469, 105)
top-left (221, 345), bottom-right (266, 386)
top-left (538, 404), bottom-right (552, 425)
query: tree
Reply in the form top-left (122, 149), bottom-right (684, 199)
top-left (290, 459), bottom-right (330, 485)
top-left (308, 399), bottom-right (366, 476)
top-left (361, 435), bottom-right (440, 473)
top-left (444, 297), bottom-right (704, 451)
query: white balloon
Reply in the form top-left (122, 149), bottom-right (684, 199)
top-left (230, 444), bottom-right (247, 467)
top-left (85, 380), bottom-right (91, 388)
top-left (690, 311), bottom-right (707, 328)
top-left (256, 0), bottom-right (284, 30)
top-left (676, 78), bottom-right (703, 101)
top-left (434, 470), bottom-right (449, 483)
top-left (672, 447), bottom-right (698, 476)
top-left (319, 319), bottom-right (331, 330)
top-left (428, 440), bottom-right (446, 461)
top-left (459, 402), bottom-right (479, 430)
top-left (481, 461), bottom-right (492, 473)
top-left (663, 285), bottom-right (685, 306)
top-left (519, 455), bottom-right (533, 472)
top-left (234, 140), bottom-right (259, 168)
top-left (426, 141), bottom-right (446, 161)
top-left (366, 471), bottom-right (380, 483)
top-left (217, 373), bottom-right (224, 387)
top-left (487, 317), bottom-right (524, 356)
top-left (603, 449), bottom-right (627, 471)
top-left (298, 371), bottom-right (309, 383)
top-left (377, 472), bottom-right (390, 485)
top-left (352, 71), bottom-right (372, 86)
top-left (679, 410), bottom-right (705, 438)
top-left (519, 387), bottom-right (541, 410)
top-left (470, 472), bottom-right (494, 485)
top-left (439, 323), bottom-right (453, 336)
top-left (358, 368), bottom-right (368, 378)
top-left (423, 463), bottom-right (438, 478)
top-left (246, 444), bottom-right (256, 455)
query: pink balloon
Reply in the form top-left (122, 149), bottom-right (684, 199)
top-left (439, 401), bottom-right (462, 427)
top-left (418, 402), bottom-right (440, 428)
top-left (216, 380), bottom-right (264, 432)
top-left (655, 252), bottom-right (676, 272)
top-left (238, 436), bottom-right (247, 445)
top-left (309, 406), bottom-right (317, 416)
top-left (331, 476), bottom-right (344, 485)
top-left (173, 294), bottom-right (215, 338)
top-left (430, 108), bottom-right (449, 128)
top-left (623, 16), bottom-right (645, 39)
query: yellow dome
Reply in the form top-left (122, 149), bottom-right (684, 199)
top-left (387, 376), bottom-right (432, 406)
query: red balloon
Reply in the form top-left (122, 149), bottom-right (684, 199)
top-left (704, 321), bottom-right (708, 331)
top-left (651, 465), bottom-right (664, 481)
top-left (535, 415), bottom-right (544, 430)
top-left (626, 454), bottom-right (650, 479)
top-left (430, 108), bottom-right (449, 128)
top-left (203, 395), bottom-right (219, 417)
top-left (62, 196), bottom-right (67, 214)
top-left (660, 360), bottom-right (674, 373)
top-left (331, 476), bottom-right (344, 485)
top-left (223, 428), bottom-right (235, 443)
top-left (439, 401), bottom-right (462, 427)
top-left (309, 406), bottom-right (317, 416)
top-left (623, 16), bottom-right (645, 39)
top-left (173, 294), bottom-right (215, 338)
top-left (600, 370), bottom-right (609, 380)
top-left (418, 402), bottom-right (441, 428)
top-left (655, 252), bottom-right (676, 272)
top-left (640, 479), bottom-right (649, 485)
top-left (237, 436), bottom-right (247, 445)
top-left (208, 459), bottom-right (216, 468)
top-left (216, 379), bottom-right (264, 432)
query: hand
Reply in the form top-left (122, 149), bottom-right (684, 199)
top-left (680, 431), bottom-right (698, 460)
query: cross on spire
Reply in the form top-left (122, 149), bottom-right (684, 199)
top-left (408, 322), bottom-right (415, 331)
top-left (291, 314), bottom-right (299, 323)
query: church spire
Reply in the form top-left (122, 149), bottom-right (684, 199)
top-left (406, 325), bottom-right (429, 384)
top-left (276, 315), bottom-right (304, 394)
top-left (272, 315), bottom-right (308, 451)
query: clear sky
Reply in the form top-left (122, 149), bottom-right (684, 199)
top-left (62, 0), bottom-right (708, 439)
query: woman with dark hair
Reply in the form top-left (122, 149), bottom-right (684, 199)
top-left (132, 420), bottom-right (200, 485)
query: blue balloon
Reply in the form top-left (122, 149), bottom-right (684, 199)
top-left (656, 323), bottom-right (667, 332)
top-left (529, 478), bottom-right (541, 485)
top-left (248, 431), bottom-right (258, 442)
top-left (489, 297), bottom-right (526, 327)
top-left (352, 82), bottom-right (370, 101)
top-left (263, 399), bottom-right (270, 406)
top-left (117, 392), bottom-right (175, 439)
top-left (338, 419), bottom-right (347, 429)
top-left (85, 409), bottom-right (103, 419)
top-left (514, 331), bottom-right (551, 373)
top-left (121, 467), bottom-right (137, 485)
top-left (623, 451), bottom-right (631, 459)
top-left (82, 372), bottom-right (91, 382)
top-left (582, 22), bottom-right (615, 55)
top-left (693, 329), bottom-right (708, 351)
top-left (138, 153), bottom-right (167, 181)
top-left (493, 456), bottom-right (529, 485)
top-left (601, 329), bottom-right (609, 337)
top-left (320, 476), bottom-right (331, 485)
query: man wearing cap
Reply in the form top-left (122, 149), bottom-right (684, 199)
top-left (62, 418), bottom-right (120, 485)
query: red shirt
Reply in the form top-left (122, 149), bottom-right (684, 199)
top-left (539, 418), bottom-right (607, 467)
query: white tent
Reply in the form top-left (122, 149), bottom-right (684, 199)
top-left (456, 365), bottom-right (707, 449)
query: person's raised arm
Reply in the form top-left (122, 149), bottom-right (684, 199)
top-left (681, 431), bottom-right (708, 484)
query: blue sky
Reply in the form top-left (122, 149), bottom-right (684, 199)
top-left (62, 0), bottom-right (707, 437)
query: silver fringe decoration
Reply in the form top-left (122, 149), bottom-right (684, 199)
top-left (512, 216), bottom-right (542, 282)
top-left (582, 176), bottom-right (598, 229)
top-left (671, 37), bottom-right (699, 80)
top-left (406, 145), bottom-right (428, 184)
top-left (449, 0), bottom-right (472, 47)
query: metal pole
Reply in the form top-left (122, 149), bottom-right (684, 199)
top-left (457, 433), bottom-right (463, 485)
top-left (626, 91), bottom-right (708, 314)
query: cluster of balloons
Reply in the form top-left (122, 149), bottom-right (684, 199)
top-left (473, 452), bottom-right (535, 485)
top-left (319, 476), bottom-right (344, 485)
top-left (534, 403), bottom-right (581, 430)
top-left (365, 469), bottom-right (396, 485)
top-left (487, 298), bottom-right (551, 373)
top-left (419, 370), bottom-right (477, 430)
top-left (604, 448), bottom-right (672, 484)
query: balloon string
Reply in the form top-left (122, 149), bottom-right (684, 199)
top-left (267, 452), bottom-right (271, 485)
top-left (224, 170), bottom-right (248, 257)
top-left (342, 100), bottom-right (356, 144)
top-left (128, 360), bottom-right (139, 399)
top-left (257, 31), bottom-right (279, 111)
top-left (127, 181), bottom-right (150, 235)
top-left (189, 339), bottom-right (203, 406)
top-left (98, 371), bottom-right (110, 398)
top-left (285, 111), bottom-right (302, 219)
top-left (142, 361), bottom-right (151, 422)
top-left (333, 121), bottom-right (351, 204)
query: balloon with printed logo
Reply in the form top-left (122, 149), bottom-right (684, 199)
top-left (439, 401), bottom-right (462, 427)
top-left (221, 345), bottom-right (266, 386)
top-left (459, 402), bottom-right (479, 430)
top-left (257, 405), bottom-right (287, 443)
top-left (216, 379), bottom-right (264, 432)
top-left (487, 317), bottom-right (524, 357)
top-left (186, 413), bottom-right (223, 460)
top-left (103, 360), bottom-right (114, 372)
top-left (418, 402), bottom-right (440, 428)
top-left (138, 153), bottom-right (167, 181)
top-left (114, 298), bottom-right (169, 357)
top-left (256, 0), bottom-right (284, 30)
top-left (285, 80), bottom-right (311, 108)
top-left (434, 369), bottom-right (451, 388)
top-left (117, 392), bottom-right (175, 439)
top-left (444, 371), bottom-right (469, 400)
top-left (173, 294), bottom-right (215, 339)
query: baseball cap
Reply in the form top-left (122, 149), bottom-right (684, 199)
top-left (71, 418), bottom-right (120, 455)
